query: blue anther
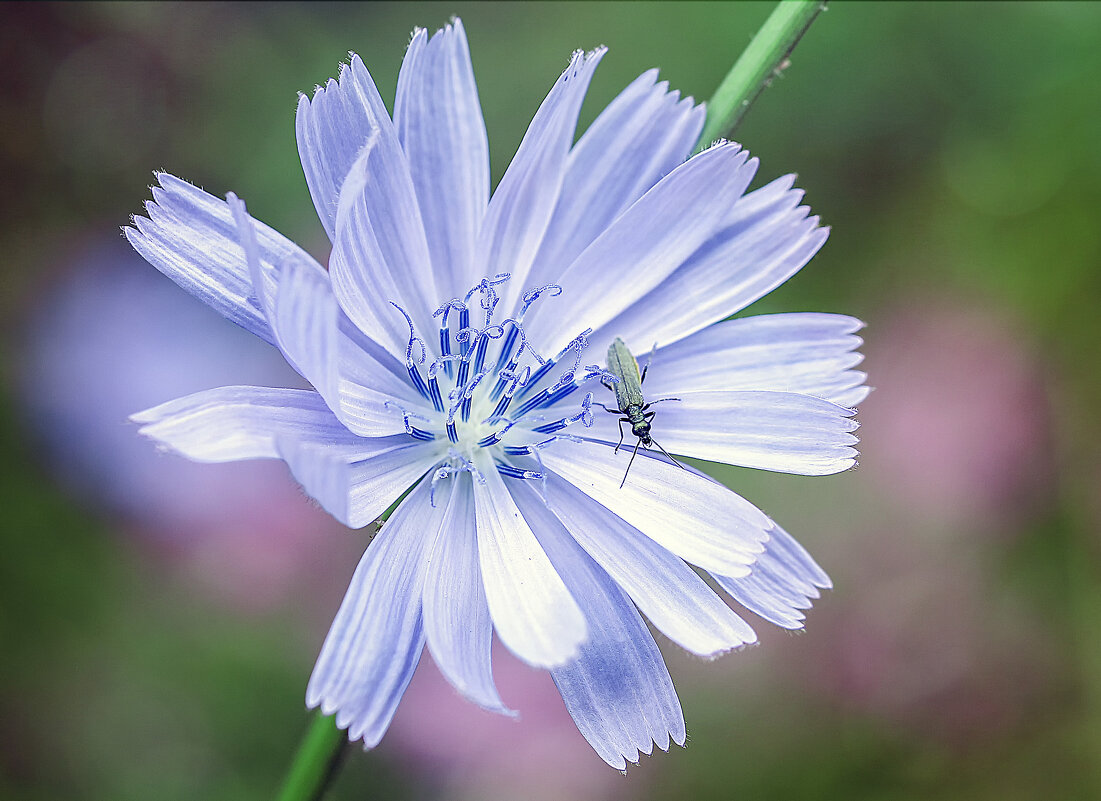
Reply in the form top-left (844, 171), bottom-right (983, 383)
top-left (471, 331), bottom-right (490, 375)
top-left (493, 324), bottom-right (520, 374)
top-left (532, 418), bottom-right (569, 434)
top-left (434, 299), bottom-right (466, 379)
top-left (409, 427), bottom-right (436, 441)
top-left (513, 388), bottom-right (549, 419)
top-left (541, 379), bottom-right (580, 409)
top-left (407, 361), bottom-right (431, 402)
top-left (458, 307), bottom-right (471, 355)
top-left (446, 421), bottom-right (458, 443)
top-left (496, 463), bottom-right (544, 481)
top-left (489, 358), bottom-right (521, 403)
top-left (460, 369), bottom-right (489, 423)
top-left (491, 392), bottom-right (513, 419)
top-left (504, 438), bottom-right (556, 457)
top-left (439, 325), bottom-right (452, 361)
top-left (488, 377), bottom-right (507, 404)
top-left (427, 374), bottom-right (444, 413)
top-left (479, 410), bottom-right (523, 447)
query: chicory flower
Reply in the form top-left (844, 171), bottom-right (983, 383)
top-left (127, 20), bottom-right (866, 769)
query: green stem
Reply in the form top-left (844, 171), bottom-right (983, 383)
top-left (276, 712), bottom-right (347, 801)
top-left (276, 501), bottom-right (403, 801)
top-left (696, 0), bottom-right (828, 149)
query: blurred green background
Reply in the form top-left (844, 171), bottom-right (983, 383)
top-left (2, 2), bottom-right (1100, 799)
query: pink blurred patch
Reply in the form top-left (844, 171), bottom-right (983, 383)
top-left (858, 293), bottom-right (1055, 530)
top-left (384, 643), bottom-right (634, 800)
top-left (773, 292), bottom-right (1062, 742)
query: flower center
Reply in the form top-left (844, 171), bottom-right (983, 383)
top-left (389, 275), bottom-right (610, 500)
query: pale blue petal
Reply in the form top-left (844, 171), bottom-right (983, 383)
top-left (138, 384), bottom-right (437, 529)
top-left (134, 386), bottom-right (436, 526)
top-left (394, 20), bottom-right (489, 301)
top-left (277, 435), bottom-right (439, 529)
top-left (327, 149), bottom-right (419, 359)
top-left (306, 477), bottom-right (439, 747)
top-left (591, 174), bottom-right (829, 354)
top-left (225, 194), bottom-right (424, 432)
top-left (295, 68), bottom-right (370, 240)
top-left (131, 385), bottom-right (348, 462)
top-left (422, 472), bottom-right (513, 715)
top-left (270, 253), bottom-right (423, 435)
top-left (327, 76), bottom-right (439, 330)
top-left (226, 192), bottom-right (323, 381)
top-left (713, 524), bottom-right (831, 630)
top-left (510, 482), bottom-right (685, 770)
top-left (525, 69), bottom-right (704, 291)
top-left (540, 439), bottom-right (770, 577)
top-left (828, 384), bottom-right (872, 409)
top-left (471, 452), bottom-right (586, 668)
top-left (577, 390), bottom-right (858, 476)
top-left (654, 390), bottom-right (858, 475)
top-left (643, 313), bottom-right (869, 408)
top-left (298, 53), bottom-right (438, 349)
top-left (544, 474), bottom-right (757, 657)
top-left (296, 55), bottom-right (391, 240)
top-left (526, 142), bottom-right (758, 356)
top-left (478, 48), bottom-right (605, 315)
top-left (125, 173), bottom-right (324, 345)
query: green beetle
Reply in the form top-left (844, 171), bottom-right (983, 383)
top-left (602, 337), bottom-right (684, 487)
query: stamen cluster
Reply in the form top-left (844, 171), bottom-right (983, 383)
top-left (390, 275), bottom-right (613, 501)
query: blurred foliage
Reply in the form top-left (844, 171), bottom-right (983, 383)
top-left (2, 2), bottom-right (1100, 800)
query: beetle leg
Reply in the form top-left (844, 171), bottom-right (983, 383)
top-left (614, 418), bottom-right (628, 453)
top-left (620, 436), bottom-right (644, 488)
top-left (652, 438), bottom-right (686, 472)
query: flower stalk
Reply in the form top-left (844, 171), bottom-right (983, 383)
top-left (696, 0), bottom-right (828, 148)
top-left (276, 711), bottom-right (346, 801)
top-left (276, 502), bottom-right (399, 801)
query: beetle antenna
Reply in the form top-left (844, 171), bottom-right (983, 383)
top-left (620, 437), bottom-right (643, 488)
top-left (640, 343), bottom-right (657, 384)
top-left (652, 438), bottom-right (685, 471)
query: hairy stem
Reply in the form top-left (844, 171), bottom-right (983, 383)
top-left (697, 0), bottom-right (828, 148)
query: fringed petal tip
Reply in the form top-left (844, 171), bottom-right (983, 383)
top-left (608, 728), bottom-right (689, 773)
top-left (696, 635), bottom-right (760, 665)
top-left (711, 521), bottom-right (833, 630)
top-left (699, 136), bottom-right (744, 154)
top-left (300, 702), bottom-right (385, 752)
